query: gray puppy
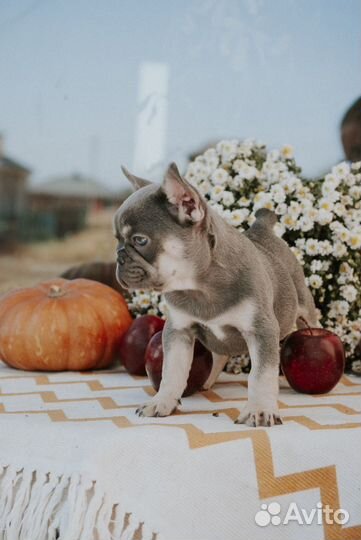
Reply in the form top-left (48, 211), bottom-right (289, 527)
top-left (114, 163), bottom-right (318, 427)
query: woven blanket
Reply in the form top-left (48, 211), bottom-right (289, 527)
top-left (0, 362), bottom-right (360, 540)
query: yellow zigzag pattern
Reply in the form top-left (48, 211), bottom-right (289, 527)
top-left (1, 370), bottom-right (360, 539)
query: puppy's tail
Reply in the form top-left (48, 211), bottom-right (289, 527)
top-left (254, 208), bottom-right (277, 227)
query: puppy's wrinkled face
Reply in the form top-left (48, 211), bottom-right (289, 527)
top-left (113, 163), bottom-right (211, 292)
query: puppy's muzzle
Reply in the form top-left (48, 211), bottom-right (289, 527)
top-left (117, 246), bottom-right (127, 265)
top-left (116, 245), bottom-right (163, 290)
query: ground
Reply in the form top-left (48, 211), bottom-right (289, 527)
top-left (0, 208), bottom-right (118, 294)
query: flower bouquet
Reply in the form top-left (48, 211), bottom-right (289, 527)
top-left (129, 140), bottom-right (361, 374)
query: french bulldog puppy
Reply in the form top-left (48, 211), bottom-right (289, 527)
top-left (114, 163), bottom-right (318, 427)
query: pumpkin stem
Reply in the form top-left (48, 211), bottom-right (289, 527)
top-left (48, 285), bottom-right (66, 298)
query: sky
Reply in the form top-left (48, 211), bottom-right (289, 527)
top-left (0, 0), bottom-right (360, 189)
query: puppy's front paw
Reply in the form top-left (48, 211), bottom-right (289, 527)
top-left (235, 405), bottom-right (283, 427)
top-left (135, 396), bottom-right (179, 418)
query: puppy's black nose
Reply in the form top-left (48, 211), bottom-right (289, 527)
top-left (117, 246), bottom-right (126, 265)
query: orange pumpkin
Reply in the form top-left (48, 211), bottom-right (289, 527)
top-left (0, 278), bottom-right (133, 371)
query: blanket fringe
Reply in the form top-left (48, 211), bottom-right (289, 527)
top-left (0, 466), bottom-right (156, 540)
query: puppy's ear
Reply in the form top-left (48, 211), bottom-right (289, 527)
top-left (162, 162), bottom-right (205, 224)
top-left (121, 166), bottom-right (152, 191)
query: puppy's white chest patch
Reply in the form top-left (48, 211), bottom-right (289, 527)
top-left (157, 237), bottom-right (197, 292)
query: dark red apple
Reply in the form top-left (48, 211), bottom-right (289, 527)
top-left (119, 315), bottom-right (165, 375)
top-left (280, 328), bottom-right (345, 394)
top-left (145, 331), bottom-right (213, 396)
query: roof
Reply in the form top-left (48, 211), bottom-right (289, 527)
top-left (0, 155), bottom-right (31, 173)
top-left (28, 173), bottom-right (114, 200)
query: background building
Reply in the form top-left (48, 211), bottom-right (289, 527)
top-left (0, 135), bottom-right (31, 249)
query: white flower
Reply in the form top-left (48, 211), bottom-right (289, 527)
top-left (351, 160), bottom-right (361, 170)
top-left (350, 185), bottom-right (361, 199)
top-left (203, 148), bottom-right (219, 170)
top-left (281, 213), bottom-right (298, 230)
top-left (299, 216), bottom-right (314, 232)
top-left (317, 209), bottom-right (333, 225)
top-left (324, 173), bottom-right (340, 188)
top-left (270, 184), bottom-right (286, 203)
top-left (264, 165), bottom-right (280, 183)
top-left (280, 144), bottom-right (294, 159)
top-left (253, 191), bottom-right (272, 209)
top-left (138, 294), bottom-right (151, 308)
top-left (336, 227), bottom-right (350, 242)
top-left (321, 183), bottom-right (340, 202)
top-left (228, 175), bottom-right (244, 190)
top-left (295, 238), bottom-right (306, 249)
top-left (344, 173), bottom-right (357, 187)
top-left (297, 187), bottom-right (314, 202)
top-left (227, 175), bottom-right (243, 192)
top-left (348, 232), bottom-right (361, 249)
top-left (281, 177), bottom-right (299, 194)
top-left (222, 190), bottom-right (235, 207)
top-left (237, 196), bottom-right (251, 207)
top-left (333, 242), bottom-right (347, 258)
top-left (341, 285), bottom-right (358, 303)
top-left (340, 194), bottom-right (353, 206)
top-left (232, 159), bottom-right (244, 173)
top-left (197, 180), bottom-right (211, 195)
top-left (204, 148), bottom-right (218, 160)
top-left (185, 162), bottom-right (206, 182)
top-left (239, 139), bottom-right (255, 157)
top-left (236, 162), bottom-right (258, 180)
top-left (310, 259), bottom-right (323, 272)
top-left (318, 240), bottom-right (333, 255)
top-left (275, 203), bottom-right (288, 215)
top-left (308, 274), bottom-right (323, 289)
top-left (351, 360), bottom-right (361, 373)
top-left (332, 162), bottom-right (350, 180)
top-left (288, 201), bottom-right (302, 218)
top-left (333, 202), bottom-right (346, 217)
top-left (216, 140), bottom-right (238, 162)
top-left (210, 185), bottom-right (225, 202)
top-left (305, 239), bottom-right (319, 255)
top-left (333, 300), bottom-right (350, 316)
top-left (305, 208), bottom-right (319, 221)
top-left (262, 200), bottom-right (275, 211)
top-left (339, 262), bottom-right (353, 276)
top-left (229, 209), bottom-right (248, 227)
top-left (211, 168), bottom-right (229, 185)
top-left (319, 198), bottom-right (334, 212)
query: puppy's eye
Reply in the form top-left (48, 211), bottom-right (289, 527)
top-left (133, 235), bottom-right (148, 247)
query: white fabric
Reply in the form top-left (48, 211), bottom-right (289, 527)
top-left (0, 362), bottom-right (360, 539)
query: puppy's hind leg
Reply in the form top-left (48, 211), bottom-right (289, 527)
top-left (202, 353), bottom-right (229, 390)
top-left (235, 315), bottom-right (282, 428)
top-left (292, 266), bottom-right (320, 328)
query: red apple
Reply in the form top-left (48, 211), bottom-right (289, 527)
top-left (145, 331), bottom-right (213, 396)
top-left (280, 328), bottom-right (345, 394)
top-left (119, 315), bottom-right (165, 375)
